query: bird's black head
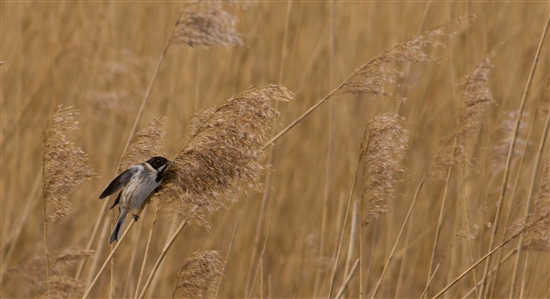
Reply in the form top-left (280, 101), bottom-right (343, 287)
top-left (146, 156), bottom-right (172, 172)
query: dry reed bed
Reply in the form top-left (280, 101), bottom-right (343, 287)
top-left (1, 2), bottom-right (550, 299)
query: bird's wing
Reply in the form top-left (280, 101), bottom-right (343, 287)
top-left (109, 191), bottom-right (122, 210)
top-left (99, 166), bottom-right (139, 199)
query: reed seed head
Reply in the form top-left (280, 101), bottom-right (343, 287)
top-left (7, 257), bottom-right (56, 289)
top-left (43, 106), bottom-right (96, 222)
top-left (119, 116), bottom-right (167, 172)
top-left (524, 209), bottom-right (550, 251)
top-left (39, 275), bottom-right (84, 299)
top-left (8, 251), bottom-right (92, 293)
top-left (457, 50), bottom-right (496, 134)
top-left (524, 158), bottom-right (550, 251)
top-left (488, 111), bottom-right (528, 173)
top-left (161, 84), bottom-right (292, 222)
top-left (171, 1), bottom-right (242, 48)
top-left (426, 143), bottom-right (466, 180)
top-left (338, 16), bottom-right (471, 99)
top-left (360, 113), bottom-right (408, 223)
top-left (427, 51), bottom-right (495, 179)
top-left (173, 250), bottom-right (224, 299)
top-left (85, 51), bottom-right (154, 112)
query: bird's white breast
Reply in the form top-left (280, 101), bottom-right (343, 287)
top-left (120, 164), bottom-right (162, 212)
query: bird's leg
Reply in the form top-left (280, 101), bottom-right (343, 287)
top-left (132, 214), bottom-right (140, 222)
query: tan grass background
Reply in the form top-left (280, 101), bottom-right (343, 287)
top-left (2, 1), bottom-right (550, 298)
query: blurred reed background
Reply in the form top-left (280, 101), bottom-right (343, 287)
top-left (1, 1), bottom-right (549, 298)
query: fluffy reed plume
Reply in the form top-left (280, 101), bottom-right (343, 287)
top-left (457, 222), bottom-right (479, 241)
top-left (173, 250), bottom-right (224, 298)
top-left (360, 113), bottom-right (408, 223)
top-left (523, 158), bottom-right (550, 250)
top-left (337, 16), bottom-right (471, 98)
top-left (524, 208), bottom-right (550, 251)
top-left (427, 51), bottom-right (495, 179)
top-left (161, 85), bottom-right (292, 221)
top-left (85, 51), bottom-right (154, 111)
top-left (119, 116), bottom-right (168, 171)
top-left (7, 257), bottom-right (57, 289)
top-left (8, 251), bottom-right (90, 296)
top-left (457, 50), bottom-right (496, 134)
top-left (426, 143), bottom-right (466, 181)
top-left (488, 111), bottom-right (528, 173)
top-left (43, 106), bottom-right (96, 221)
top-left (171, 1), bottom-right (242, 48)
top-left (39, 275), bottom-right (84, 299)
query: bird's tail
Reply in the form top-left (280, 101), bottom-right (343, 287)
top-left (109, 208), bottom-right (128, 244)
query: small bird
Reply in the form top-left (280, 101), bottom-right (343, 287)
top-left (99, 156), bottom-right (173, 243)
